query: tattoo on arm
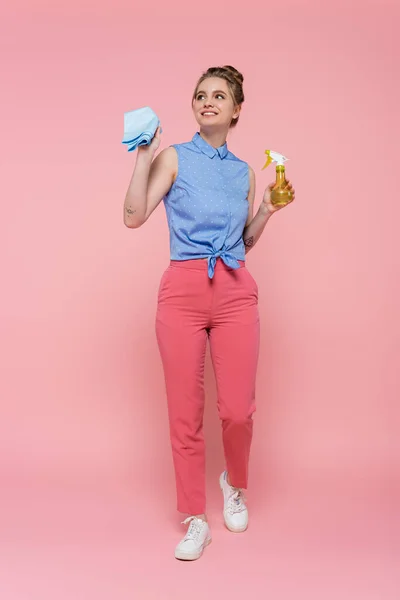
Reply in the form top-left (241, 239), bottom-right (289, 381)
top-left (244, 236), bottom-right (254, 248)
top-left (125, 207), bottom-right (136, 215)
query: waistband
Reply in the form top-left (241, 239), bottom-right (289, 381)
top-left (170, 258), bottom-right (245, 271)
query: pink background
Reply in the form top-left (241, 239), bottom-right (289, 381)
top-left (1, 0), bottom-right (399, 598)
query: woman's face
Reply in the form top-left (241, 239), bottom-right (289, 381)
top-left (192, 77), bottom-right (240, 130)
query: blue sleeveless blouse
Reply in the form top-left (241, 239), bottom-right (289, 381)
top-left (163, 133), bottom-right (250, 278)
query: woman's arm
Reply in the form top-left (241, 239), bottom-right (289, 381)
top-left (242, 167), bottom-right (272, 253)
top-left (123, 129), bottom-right (177, 228)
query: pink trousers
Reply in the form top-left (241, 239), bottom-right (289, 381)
top-left (155, 259), bottom-right (260, 515)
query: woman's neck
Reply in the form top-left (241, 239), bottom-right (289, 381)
top-left (199, 128), bottom-right (229, 149)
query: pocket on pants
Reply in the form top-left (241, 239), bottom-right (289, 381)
top-left (157, 266), bottom-right (172, 300)
top-left (242, 267), bottom-right (259, 298)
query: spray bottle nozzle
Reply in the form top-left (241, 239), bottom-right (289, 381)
top-left (262, 150), bottom-right (289, 170)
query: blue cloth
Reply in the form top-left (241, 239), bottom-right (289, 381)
top-left (122, 106), bottom-right (161, 152)
top-left (164, 133), bottom-right (250, 279)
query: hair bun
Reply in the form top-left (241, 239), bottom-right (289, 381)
top-left (222, 65), bottom-right (244, 84)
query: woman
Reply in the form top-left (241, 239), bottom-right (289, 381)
top-left (123, 65), bottom-right (294, 561)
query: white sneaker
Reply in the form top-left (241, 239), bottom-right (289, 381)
top-left (219, 471), bottom-right (248, 533)
top-left (174, 516), bottom-right (212, 561)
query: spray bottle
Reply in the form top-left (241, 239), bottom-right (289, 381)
top-left (262, 150), bottom-right (293, 207)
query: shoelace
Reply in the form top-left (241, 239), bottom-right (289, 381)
top-left (181, 516), bottom-right (204, 542)
top-left (227, 489), bottom-right (247, 515)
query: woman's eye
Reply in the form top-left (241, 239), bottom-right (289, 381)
top-left (196, 93), bottom-right (224, 100)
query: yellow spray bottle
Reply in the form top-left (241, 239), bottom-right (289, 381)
top-left (262, 150), bottom-right (293, 207)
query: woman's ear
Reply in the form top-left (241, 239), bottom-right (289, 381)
top-left (233, 105), bottom-right (241, 120)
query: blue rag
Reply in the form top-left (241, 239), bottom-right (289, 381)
top-left (122, 106), bottom-right (161, 152)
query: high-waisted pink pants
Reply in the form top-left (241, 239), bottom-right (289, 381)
top-left (155, 259), bottom-right (260, 515)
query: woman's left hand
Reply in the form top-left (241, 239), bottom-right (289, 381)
top-left (261, 181), bottom-right (295, 215)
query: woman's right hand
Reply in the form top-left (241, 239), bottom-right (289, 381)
top-left (137, 126), bottom-right (161, 157)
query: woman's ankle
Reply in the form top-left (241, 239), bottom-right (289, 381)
top-left (193, 513), bottom-right (207, 522)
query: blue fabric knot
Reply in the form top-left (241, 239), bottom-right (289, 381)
top-left (207, 250), bottom-right (241, 279)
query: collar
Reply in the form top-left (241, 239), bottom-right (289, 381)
top-left (192, 132), bottom-right (228, 159)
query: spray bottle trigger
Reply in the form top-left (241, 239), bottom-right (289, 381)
top-left (262, 150), bottom-right (273, 170)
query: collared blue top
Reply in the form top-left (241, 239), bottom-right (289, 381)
top-left (163, 133), bottom-right (250, 278)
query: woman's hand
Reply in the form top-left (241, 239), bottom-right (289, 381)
top-left (260, 180), bottom-right (295, 216)
top-left (137, 126), bottom-right (161, 157)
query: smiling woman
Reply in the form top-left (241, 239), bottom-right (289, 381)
top-left (192, 65), bottom-right (245, 128)
top-left (123, 63), bottom-right (295, 562)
